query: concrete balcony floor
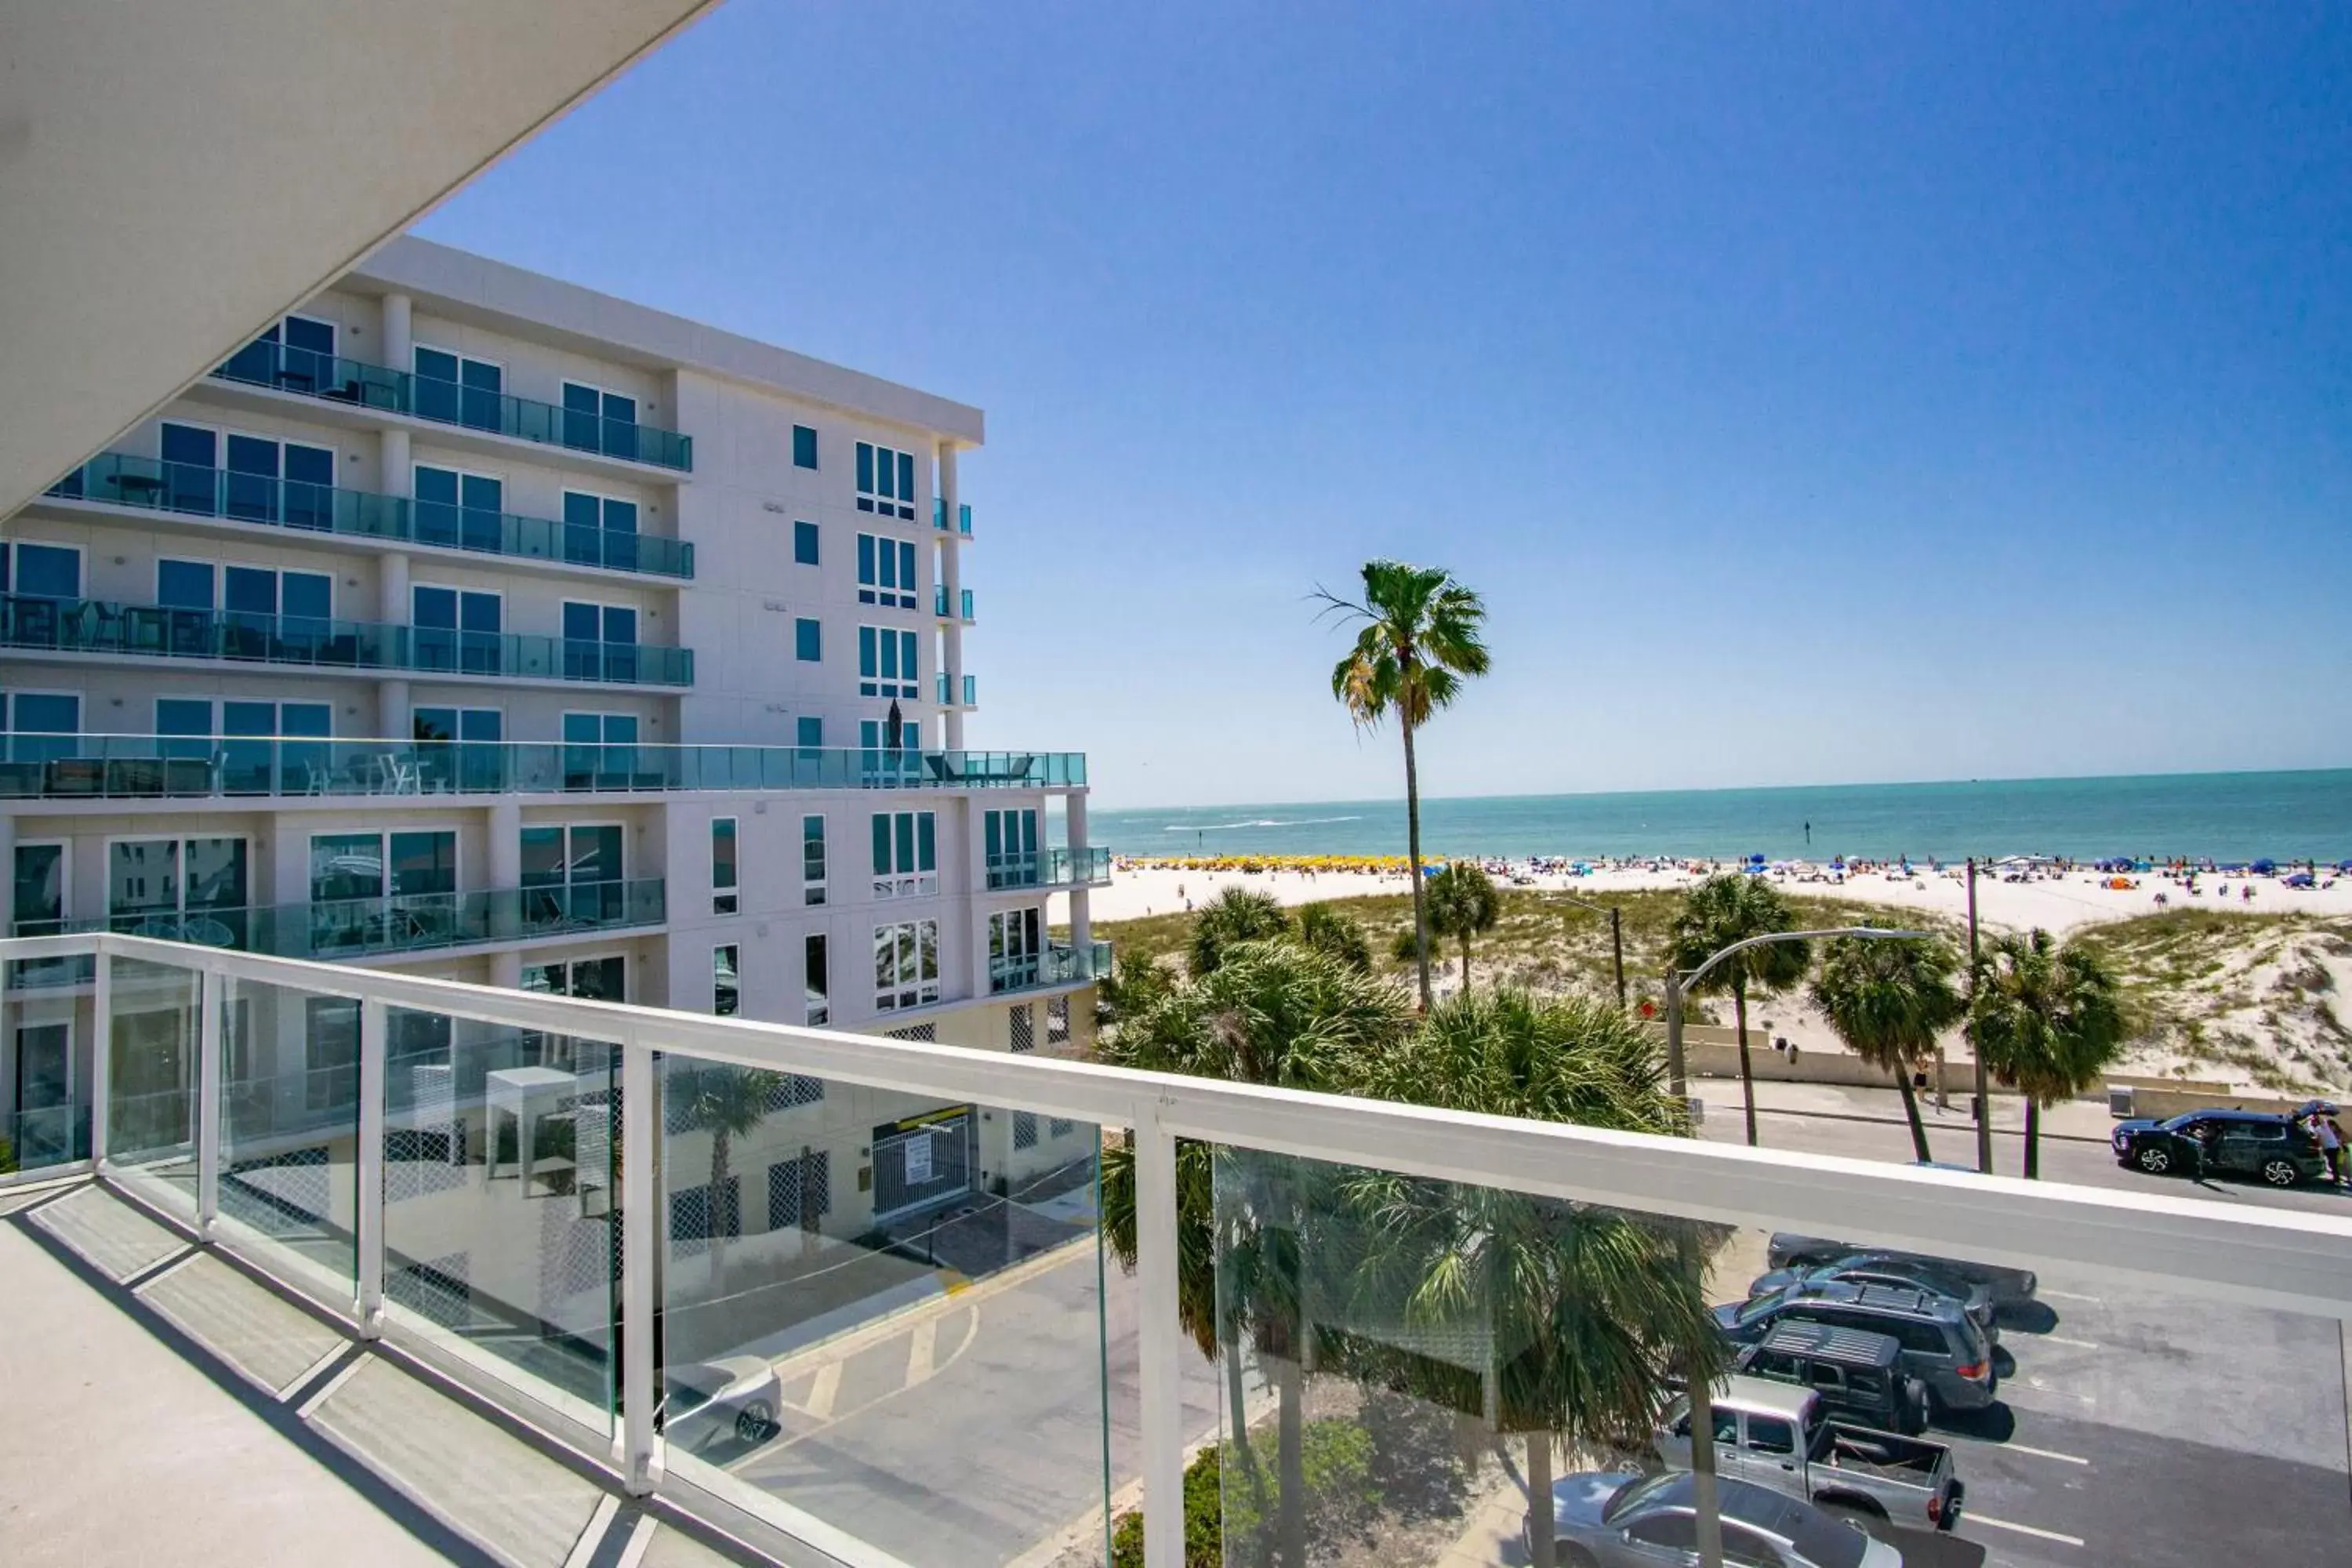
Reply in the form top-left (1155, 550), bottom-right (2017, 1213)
top-left (0, 1179), bottom-right (742, 1567)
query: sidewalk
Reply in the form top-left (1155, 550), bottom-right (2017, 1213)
top-left (1723, 1076), bottom-right (2120, 1142)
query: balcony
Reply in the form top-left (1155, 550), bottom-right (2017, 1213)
top-left (47, 452), bottom-right (695, 579)
top-left (933, 496), bottom-right (974, 535)
top-left (2, 930), bottom-right (2345, 1568)
top-left (209, 338), bottom-right (694, 472)
top-left (990, 938), bottom-right (1110, 996)
top-left (0, 734), bottom-right (1087, 801)
top-left (937, 670), bottom-right (977, 707)
top-left (985, 845), bottom-right (1112, 891)
top-left (0, 594), bottom-right (693, 688)
top-left (934, 583), bottom-right (975, 622)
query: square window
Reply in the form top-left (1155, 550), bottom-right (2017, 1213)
top-left (793, 424), bottom-right (818, 470)
top-left (795, 618), bottom-right (822, 662)
top-left (796, 716), bottom-right (824, 748)
top-left (793, 520), bottom-right (819, 565)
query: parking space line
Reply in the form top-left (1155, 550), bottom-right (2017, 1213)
top-left (2038, 1288), bottom-right (2101, 1303)
top-left (801, 1361), bottom-right (841, 1421)
top-left (2033, 1334), bottom-right (2101, 1350)
top-left (2024, 1376), bottom-right (2096, 1403)
top-left (1970, 1513), bottom-right (2086, 1547)
top-left (1995, 1441), bottom-right (2090, 1465)
top-left (906, 1319), bottom-right (937, 1385)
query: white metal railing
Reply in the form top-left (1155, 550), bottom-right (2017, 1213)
top-left (5, 928), bottom-right (2352, 1568)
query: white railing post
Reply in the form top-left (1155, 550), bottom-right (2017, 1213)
top-left (356, 996), bottom-right (387, 1334)
top-left (620, 1041), bottom-right (659, 1494)
top-left (1134, 1111), bottom-right (1185, 1568)
top-left (89, 947), bottom-right (112, 1169)
top-left (195, 967), bottom-right (223, 1236)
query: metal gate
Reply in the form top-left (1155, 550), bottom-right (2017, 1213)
top-left (871, 1108), bottom-right (974, 1220)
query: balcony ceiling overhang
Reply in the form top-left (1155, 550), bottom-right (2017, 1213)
top-left (0, 0), bottom-right (719, 519)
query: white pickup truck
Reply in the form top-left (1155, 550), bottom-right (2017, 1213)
top-left (1654, 1375), bottom-right (1965, 1535)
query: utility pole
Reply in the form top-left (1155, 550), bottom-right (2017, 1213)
top-left (1555, 893), bottom-right (1627, 1011)
top-left (1969, 856), bottom-right (1991, 1175)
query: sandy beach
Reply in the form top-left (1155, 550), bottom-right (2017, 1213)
top-left (1069, 858), bottom-right (2352, 935)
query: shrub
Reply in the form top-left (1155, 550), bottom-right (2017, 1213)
top-left (1109, 1422), bottom-right (1377, 1567)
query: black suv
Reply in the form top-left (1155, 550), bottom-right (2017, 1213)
top-left (1715, 1278), bottom-right (1996, 1413)
top-left (2111, 1109), bottom-right (2328, 1188)
top-left (1736, 1319), bottom-right (1933, 1435)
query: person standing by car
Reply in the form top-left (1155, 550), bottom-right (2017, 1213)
top-left (2316, 1111), bottom-right (2346, 1187)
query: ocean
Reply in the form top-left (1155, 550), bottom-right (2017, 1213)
top-left (1087, 770), bottom-right (2352, 865)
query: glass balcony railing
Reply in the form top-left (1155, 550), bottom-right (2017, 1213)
top-left (211, 338), bottom-right (694, 471)
top-left (932, 496), bottom-right (974, 534)
top-left (0, 734), bottom-right (1087, 800)
top-left (47, 452), bottom-right (694, 579)
top-left (985, 846), bottom-right (1113, 891)
top-left (9, 929), bottom-right (2347, 1567)
top-left (933, 584), bottom-right (975, 622)
top-left (989, 938), bottom-right (1111, 996)
top-left (937, 671), bottom-right (978, 707)
top-left (59, 878), bottom-right (666, 961)
top-left (0, 594), bottom-right (693, 687)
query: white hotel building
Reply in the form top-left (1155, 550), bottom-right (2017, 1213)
top-left (0, 237), bottom-right (1106, 1245)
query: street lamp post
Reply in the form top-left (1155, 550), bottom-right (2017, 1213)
top-left (1552, 891), bottom-right (1626, 1010)
top-left (1661, 922), bottom-right (1929, 1568)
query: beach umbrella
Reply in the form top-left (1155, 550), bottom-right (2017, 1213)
top-left (2285, 873), bottom-right (2314, 888)
top-left (2252, 858), bottom-right (2277, 876)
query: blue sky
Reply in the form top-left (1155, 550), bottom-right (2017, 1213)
top-left (418, 3), bottom-right (2352, 809)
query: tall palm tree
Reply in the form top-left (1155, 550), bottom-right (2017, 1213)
top-left (1341, 989), bottom-right (1730, 1568)
top-left (668, 1063), bottom-right (785, 1298)
top-left (1967, 929), bottom-right (2125, 1178)
top-left (1316, 560), bottom-right (1491, 1011)
top-left (1809, 935), bottom-right (1964, 1163)
top-left (1189, 885), bottom-right (1294, 978)
top-left (1664, 874), bottom-right (1810, 1148)
top-left (1425, 862), bottom-right (1501, 989)
top-left (1099, 941), bottom-right (1415, 1563)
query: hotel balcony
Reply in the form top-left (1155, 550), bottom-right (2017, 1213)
top-left (45, 453), bottom-right (695, 580)
top-left (0, 596), bottom-right (693, 688)
top-left (985, 845), bottom-right (1113, 891)
top-left (938, 670), bottom-right (978, 708)
top-left (0, 734), bottom-right (1087, 802)
top-left (935, 583), bottom-right (976, 622)
top-left (205, 338), bottom-right (694, 472)
top-left (933, 496), bottom-right (974, 535)
top-left (0, 930), bottom-right (2343, 1568)
top-left (989, 938), bottom-right (1111, 996)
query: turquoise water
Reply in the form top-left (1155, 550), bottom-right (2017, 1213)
top-left (1091, 771), bottom-right (2352, 865)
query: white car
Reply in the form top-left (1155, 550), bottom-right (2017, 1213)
top-left (659, 1356), bottom-right (783, 1451)
top-left (1537, 1469), bottom-right (1902, 1567)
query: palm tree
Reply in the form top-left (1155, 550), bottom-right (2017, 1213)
top-left (1099, 941), bottom-right (1415, 1563)
top-left (1316, 560), bottom-right (1491, 1011)
top-left (1809, 935), bottom-right (1964, 1163)
top-left (1189, 885), bottom-right (1294, 978)
top-left (1664, 874), bottom-right (1810, 1148)
top-left (1296, 901), bottom-right (1374, 975)
top-left (1968, 929), bottom-right (2125, 1178)
top-left (1425, 862), bottom-right (1501, 988)
top-left (667, 1062), bottom-right (785, 1298)
top-left (1341, 989), bottom-right (1730, 1568)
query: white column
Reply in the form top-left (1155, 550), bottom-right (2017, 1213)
top-left (376, 680), bottom-right (409, 741)
top-left (620, 1042), bottom-right (659, 1493)
top-left (1067, 790), bottom-right (1092, 959)
top-left (357, 997), bottom-right (386, 1334)
top-left (379, 291), bottom-right (412, 372)
top-left (380, 427), bottom-right (411, 499)
top-left (89, 949), bottom-right (111, 1169)
top-left (937, 441), bottom-right (966, 750)
top-left (1135, 1113), bottom-right (1185, 1568)
top-left (196, 967), bottom-right (223, 1237)
top-left (378, 550), bottom-right (411, 739)
top-left (965, 799), bottom-right (993, 1002)
top-left (488, 801), bottom-right (523, 989)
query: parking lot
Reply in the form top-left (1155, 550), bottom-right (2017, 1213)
top-left (1703, 1099), bottom-right (2352, 1567)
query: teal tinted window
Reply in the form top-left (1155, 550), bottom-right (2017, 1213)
top-left (794, 521), bottom-right (819, 564)
top-left (796, 716), bottom-right (823, 747)
top-left (795, 618), bottom-right (822, 661)
top-left (793, 425), bottom-right (818, 469)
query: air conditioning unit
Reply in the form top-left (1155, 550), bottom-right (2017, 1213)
top-left (2107, 1086), bottom-right (2136, 1118)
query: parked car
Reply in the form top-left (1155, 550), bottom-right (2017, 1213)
top-left (1767, 1232), bottom-right (2037, 1307)
top-left (2110, 1109), bottom-right (2328, 1188)
top-left (1536, 1469), bottom-right (1901, 1567)
top-left (1654, 1374), bottom-right (1964, 1534)
top-left (1736, 1320), bottom-right (1931, 1436)
top-left (1715, 1279), bottom-right (1997, 1414)
top-left (1747, 1254), bottom-right (1997, 1340)
top-left (657, 1356), bottom-right (784, 1451)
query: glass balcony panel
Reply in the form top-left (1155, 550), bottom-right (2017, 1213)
top-left (381, 1005), bottom-right (619, 1437)
top-left (654, 1052), bottom-right (1109, 1564)
top-left (105, 956), bottom-right (204, 1219)
top-left (216, 976), bottom-right (360, 1301)
top-left (2, 991), bottom-right (89, 1173)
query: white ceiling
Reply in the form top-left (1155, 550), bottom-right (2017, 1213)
top-left (0, 0), bottom-right (719, 517)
